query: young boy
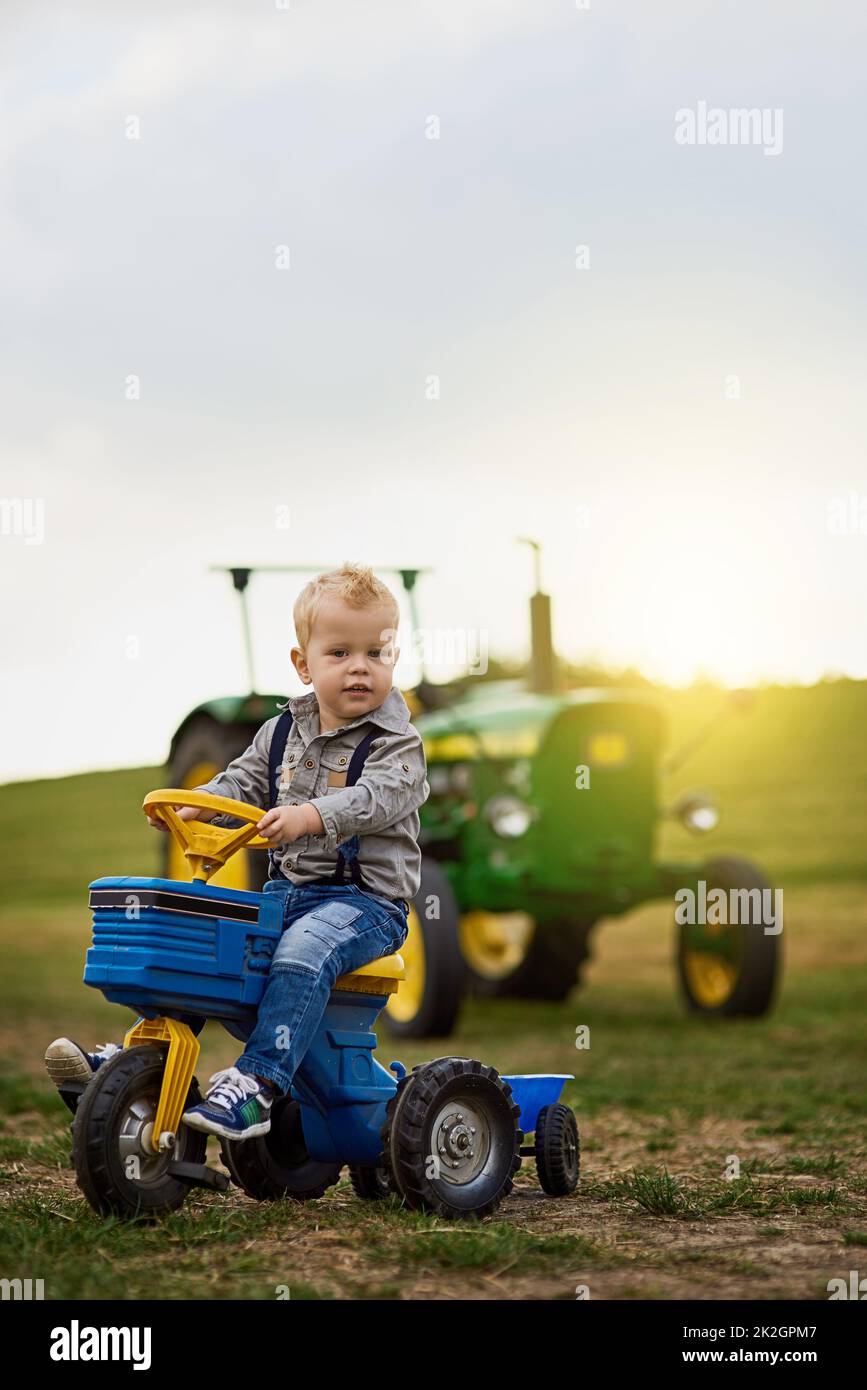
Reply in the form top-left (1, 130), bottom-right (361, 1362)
top-left (45, 563), bottom-right (430, 1141)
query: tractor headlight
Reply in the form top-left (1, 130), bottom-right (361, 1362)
top-left (675, 792), bottom-right (719, 834)
top-left (485, 795), bottom-right (532, 838)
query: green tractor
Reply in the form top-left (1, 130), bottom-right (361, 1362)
top-left (164, 560), bottom-right (780, 1039)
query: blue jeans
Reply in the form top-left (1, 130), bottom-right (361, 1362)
top-left (234, 879), bottom-right (410, 1095)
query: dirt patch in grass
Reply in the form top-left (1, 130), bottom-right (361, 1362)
top-left (2, 1102), bottom-right (863, 1301)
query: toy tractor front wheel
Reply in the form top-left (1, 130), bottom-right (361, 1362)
top-left (677, 856), bottom-right (782, 1017)
top-left (220, 1095), bottom-right (342, 1202)
top-left (380, 1057), bottom-right (522, 1219)
top-left (71, 1045), bottom-right (207, 1217)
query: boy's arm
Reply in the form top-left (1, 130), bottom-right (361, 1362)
top-left (306, 730), bottom-right (429, 852)
top-left (192, 718), bottom-right (275, 826)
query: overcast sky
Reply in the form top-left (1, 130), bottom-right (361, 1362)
top-left (2, 0), bottom-right (866, 782)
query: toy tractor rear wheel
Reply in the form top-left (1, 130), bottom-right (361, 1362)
top-left (166, 715), bottom-right (267, 892)
top-left (460, 912), bottom-right (596, 1001)
top-left (220, 1095), bottom-right (342, 1202)
top-left (677, 856), bottom-right (781, 1017)
top-left (71, 1045), bottom-right (207, 1217)
top-left (534, 1102), bottom-right (580, 1196)
top-left (383, 859), bottom-right (464, 1038)
top-left (380, 1057), bottom-right (522, 1219)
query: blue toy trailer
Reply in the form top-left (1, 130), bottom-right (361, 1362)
top-left (63, 790), bottom-right (580, 1220)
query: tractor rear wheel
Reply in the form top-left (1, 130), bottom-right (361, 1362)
top-left (220, 1095), bottom-right (342, 1202)
top-left (460, 912), bottom-right (596, 1001)
top-left (383, 859), bottom-right (464, 1039)
top-left (380, 1057), bottom-right (522, 1219)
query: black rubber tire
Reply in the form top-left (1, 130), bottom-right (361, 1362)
top-left (534, 1103), bottom-right (580, 1196)
top-left (347, 1165), bottom-right (392, 1201)
top-left (376, 1060), bottom-right (463, 1202)
top-left (166, 716), bottom-right (268, 891)
top-left (220, 1095), bottom-right (342, 1202)
top-left (676, 856), bottom-right (782, 1018)
top-left (379, 1057), bottom-right (522, 1220)
top-left (467, 918), bottom-right (597, 1001)
top-left (71, 1046), bottom-right (207, 1218)
top-left (383, 859), bottom-right (465, 1039)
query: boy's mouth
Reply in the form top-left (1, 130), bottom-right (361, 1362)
top-left (344, 685), bottom-right (371, 695)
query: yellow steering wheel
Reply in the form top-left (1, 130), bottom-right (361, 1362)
top-left (143, 788), bottom-right (272, 884)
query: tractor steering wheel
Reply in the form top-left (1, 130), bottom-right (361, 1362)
top-left (143, 788), bottom-right (271, 884)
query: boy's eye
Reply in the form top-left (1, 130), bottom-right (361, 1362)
top-left (330, 649), bottom-right (383, 658)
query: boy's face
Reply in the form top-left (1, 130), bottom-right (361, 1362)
top-left (291, 597), bottom-right (400, 729)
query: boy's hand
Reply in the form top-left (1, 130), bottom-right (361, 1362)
top-left (256, 804), bottom-right (323, 845)
top-left (147, 805), bottom-right (212, 834)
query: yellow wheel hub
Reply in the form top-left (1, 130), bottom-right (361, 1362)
top-left (385, 903), bottom-right (425, 1024)
top-left (682, 948), bottom-right (739, 1008)
top-left (459, 910), bottom-right (535, 981)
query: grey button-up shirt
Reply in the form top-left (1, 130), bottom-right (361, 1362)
top-left (193, 684), bottom-right (430, 902)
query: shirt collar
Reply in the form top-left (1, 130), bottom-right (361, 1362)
top-left (278, 683), bottom-right (411, 737)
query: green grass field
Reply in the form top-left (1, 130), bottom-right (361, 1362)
top-left (1, 681), bottom-right (865, 1299)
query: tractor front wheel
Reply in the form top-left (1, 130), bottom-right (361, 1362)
top-left (676, 856), bottom-right (781, 1017)
top-left (71, 1046), bottom-right (207, 1218)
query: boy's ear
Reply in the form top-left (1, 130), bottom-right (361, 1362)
top-left (290, 646), bottom-right (311, 683)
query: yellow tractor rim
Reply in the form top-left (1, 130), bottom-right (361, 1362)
top-left (459, 910), bottom-right (535, 981)
top-left (385, 903), bottom-right (425, 1024)
top-left (165, 760), bottom-right (255, 891)
top-left (682, 947), bottom-right (739, 1008)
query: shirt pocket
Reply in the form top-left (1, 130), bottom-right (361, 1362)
top-left (319, 745), bottom-right (353, 796)
top-left (277, 738), bottom-right (304, 794)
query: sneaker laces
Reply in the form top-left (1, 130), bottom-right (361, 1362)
top-left (93, 1042), bottom-right (122, 1059)
top-left (204, 1067), bottom-right (265, 1112)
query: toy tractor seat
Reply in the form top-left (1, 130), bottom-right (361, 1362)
top-left (332, 952), bottom-right (405, 997)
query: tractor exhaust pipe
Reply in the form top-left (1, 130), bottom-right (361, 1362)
top-left (529, 589), bottom-right (558, 694)
top-left (517, 537), bottom-right (559, 694)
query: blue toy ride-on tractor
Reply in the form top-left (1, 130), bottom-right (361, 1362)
top-left (63, 788), bottom-right (580, 1221)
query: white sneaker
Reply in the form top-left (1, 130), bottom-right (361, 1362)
top-left (44, 1038), bottom-right (123, 1086)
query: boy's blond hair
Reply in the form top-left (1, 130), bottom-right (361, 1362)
top-left (293, 563), bottom-right (401, 651)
